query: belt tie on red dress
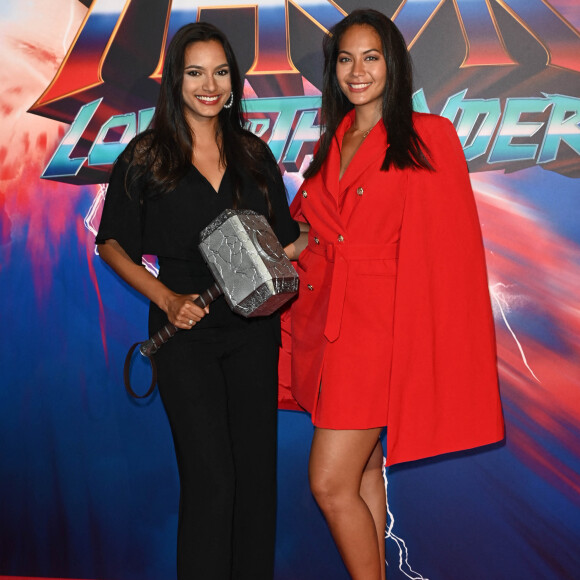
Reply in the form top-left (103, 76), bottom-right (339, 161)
top-left (308, 239), bottom-right (399, 343)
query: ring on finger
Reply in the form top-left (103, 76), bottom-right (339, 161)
top-left (188, 319), bottom-right (194, 325)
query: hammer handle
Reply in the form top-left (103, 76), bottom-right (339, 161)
top-left (139, 282), bottom-right (222, 357)
top-left (123, 282), bottom-right (223, 398)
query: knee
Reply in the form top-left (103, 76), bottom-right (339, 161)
top-left (179, 459), bottom-right (235, 505)
top-left (180, 475), bottom-right (235, 521)
top-left (309, 470), bottom-right (350, 515)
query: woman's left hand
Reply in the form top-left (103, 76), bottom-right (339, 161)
top-left (284, 223), bottom-right (309, 261)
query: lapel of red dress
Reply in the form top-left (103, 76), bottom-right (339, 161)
top-left (321, 133), bottom-right (342, 204)
top-left (340, 118), bottom-right (388, 191)
top-left (339, 117), bottom-right (388, 222)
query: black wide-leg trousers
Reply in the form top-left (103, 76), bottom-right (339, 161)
top-left (154, 322), bottom-right (279, 580)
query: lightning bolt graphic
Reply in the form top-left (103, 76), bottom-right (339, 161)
top-left (490, 282), bottom-right (541, 383)
top-left (383, 462), bottom-right (429, 580)
top-left (84, 184), bottom-right (106, 238)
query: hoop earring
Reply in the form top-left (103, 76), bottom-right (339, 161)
top-left (223, 92), bottom-right (233, 109)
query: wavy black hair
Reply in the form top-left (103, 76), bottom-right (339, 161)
top-left (123, 22), bottom-right (274, 215)
top-left (304, 9), bottom-right (432, 178)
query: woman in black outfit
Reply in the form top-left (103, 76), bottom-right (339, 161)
top-left (96, 23), bottom-right (299, 580)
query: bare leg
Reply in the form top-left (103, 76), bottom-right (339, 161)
top-left (309, 427), bottom-right (384, 580)
top-left (360, 440), bottom-right (387, 580)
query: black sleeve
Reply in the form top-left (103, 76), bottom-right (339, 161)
top-left (95, 157), bottom-right (143, 265)
top-left (264, 154), bottom-right (300, 248)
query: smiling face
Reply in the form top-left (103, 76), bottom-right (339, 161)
top-left (181, 39), bottom-right (232, 127)
top-left (336, 24), bottom-right (387, 115)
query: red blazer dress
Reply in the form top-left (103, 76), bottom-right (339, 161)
top-left (281, 110), bottom-right (505, 466)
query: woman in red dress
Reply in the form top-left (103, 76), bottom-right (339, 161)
top-left (283, 10), bottom-right (504, 579)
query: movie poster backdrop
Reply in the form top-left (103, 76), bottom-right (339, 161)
top-left (1, 1), bottom-right (579, 579)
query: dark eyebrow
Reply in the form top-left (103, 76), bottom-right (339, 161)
top-left (184, 63), bottom-right (229, 71)
top-left (337, 48), bottom-right (381, 56)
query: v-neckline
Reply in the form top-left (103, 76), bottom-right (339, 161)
top-left (192, 164), bottom-right (227, 194)
top-left (339, 131), bottom-right (368, 182)
top-left (339, 135), bottom-right (364, 182)
top-left (338, 116), bottom-right (379, 182)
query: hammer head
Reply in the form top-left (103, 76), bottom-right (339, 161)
top-left (199, 209), bottom-right (299, 317)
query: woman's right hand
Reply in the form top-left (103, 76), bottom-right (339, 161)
top-left (98, 240), bottom-right (209, 330)
top-left (164, 293), bottom-right (209, 329)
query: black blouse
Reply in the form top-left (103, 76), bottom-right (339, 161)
top-left (96, 145), bottom-right (299, 333)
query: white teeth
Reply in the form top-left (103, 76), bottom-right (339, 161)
top-left (196, 95), bottom-right (219, 102)
top-left (350, 83), bottom-right (371, 89)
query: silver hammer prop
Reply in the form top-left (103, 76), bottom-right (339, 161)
top-left (123, 209), bottom-right (299, 397)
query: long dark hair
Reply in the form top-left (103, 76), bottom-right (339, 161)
top-left (304, 9), bottom-right (432, 178)
top-left (125, 22), bottom-right (274, 214)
